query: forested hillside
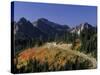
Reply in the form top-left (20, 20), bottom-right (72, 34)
top-left (12, 17), bottom-right (97, 73)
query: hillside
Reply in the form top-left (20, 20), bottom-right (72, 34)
top-left (14, 42), bottom-right (97, 73)
top-left (12, 17), bottom-right (97, 73)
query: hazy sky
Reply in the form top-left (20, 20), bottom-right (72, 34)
top-left (12, 1), bottom-right (97, 27)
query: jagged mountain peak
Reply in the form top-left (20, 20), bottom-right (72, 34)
top-left (16, 17), bottom-right (30, 27)
top-left (70, 22), bottom-right (95, 35)
top-left (19, 17), bottom-right (27, 23)
top-left (32, 18), bottom-right (49, 27)
top-left (79, 22), bottom-right (93, 30)
top-left (38, 18), bottom-right (49, 22)
top-left (33, 18), bottom-right (70, 31)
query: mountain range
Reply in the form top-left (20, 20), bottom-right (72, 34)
top-left (13, 17), bottom-right (97, 53)
top-left (12, 17), bottom-right (97, 73)
top-left (14, 17), bottom-right (96, 39)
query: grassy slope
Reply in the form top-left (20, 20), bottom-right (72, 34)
top-left (15, 42), bottom-right (97, 71)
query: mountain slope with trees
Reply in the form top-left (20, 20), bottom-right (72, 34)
top-left (12, 17), bottom-right (97, 73)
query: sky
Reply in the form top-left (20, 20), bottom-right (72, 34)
top-left (12, 1), bottom-right (97, 27)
